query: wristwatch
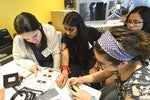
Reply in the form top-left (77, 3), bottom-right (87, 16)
top-left (91, 96), bottom-right (96, 100)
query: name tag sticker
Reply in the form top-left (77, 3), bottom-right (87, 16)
top-left (41, 47), bottom-right (52, 57)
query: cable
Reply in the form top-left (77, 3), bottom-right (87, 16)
top-left (10, 87), bottom-right (36, 100)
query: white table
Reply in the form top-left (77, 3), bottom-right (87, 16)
top-left (0, 61), bottom-right (101, 100)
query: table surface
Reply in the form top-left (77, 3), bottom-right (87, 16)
top-left (0, 61), bottom-right (101, 100)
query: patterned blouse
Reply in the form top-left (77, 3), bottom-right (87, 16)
top-left (123, 65), bottom-right (150, 99)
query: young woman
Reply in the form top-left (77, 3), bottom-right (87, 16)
top-left (68, 26), bottom-right (150, 100)
top-left (13, 12), bottom-right (61, 76)
top-left (124, 6), bottom-right (150, 33)
top-left (56, 11), bottom-right (101, 88)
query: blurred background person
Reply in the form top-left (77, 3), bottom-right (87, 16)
top-left (124, 6), bottom-right (150, 33)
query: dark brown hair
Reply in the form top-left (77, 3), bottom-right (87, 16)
top-left (95, 26), bottom-right (150, 66)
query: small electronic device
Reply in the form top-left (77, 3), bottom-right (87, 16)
top-left (3, 73), bottom-right (36, 100)
top-left (69, 84), bottom-right (79, 92)
top-left (3, 73), bottom-right (19, 88)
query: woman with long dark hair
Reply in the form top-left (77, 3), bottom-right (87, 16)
top-left (124, 6), bottom-right (150, 33)
top-left (13, 12), bottom-right (61, 76)
top-left (56, 11), bottom-right (101, 88)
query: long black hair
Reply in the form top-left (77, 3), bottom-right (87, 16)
top-left (63, 11), bottom-right (90, 62)
top-left (124, 6), bottom-right (150, 34)
top-left (14, 12), bottom-right (47, 49)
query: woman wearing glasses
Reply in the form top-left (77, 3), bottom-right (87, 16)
top-left (68, 26), bottom-right (150, 100)
top-left (13, 12), bottom-right (61, 76)
top-left (125, 6), bottom-right (150, 33)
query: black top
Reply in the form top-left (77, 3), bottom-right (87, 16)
top-left (62, 27), bottom-right (101, 76)
top-left (29, 43), bottom-right (53, 67)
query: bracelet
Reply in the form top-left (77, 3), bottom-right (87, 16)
top-left (61, 65), bottom-right (71, 74)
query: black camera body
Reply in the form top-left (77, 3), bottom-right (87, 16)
top-left (3, 73), bottom-right (20, 88)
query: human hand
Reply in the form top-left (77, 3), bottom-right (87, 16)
top-left (89, 67), bottom-right (99, 74)
top-left (69, 85), bottom-right (91, 100)
top-left (28, 64), bottom-right (41, 77)
top-left (68, 77), bottom-right (83, 86)
top-left (56, 70), bottom-right (68, 88)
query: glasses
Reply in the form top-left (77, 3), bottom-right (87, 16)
top-left (96, 60), bottom-right (113, 70)
top-left (126, 20), bottom-right (143, 25)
